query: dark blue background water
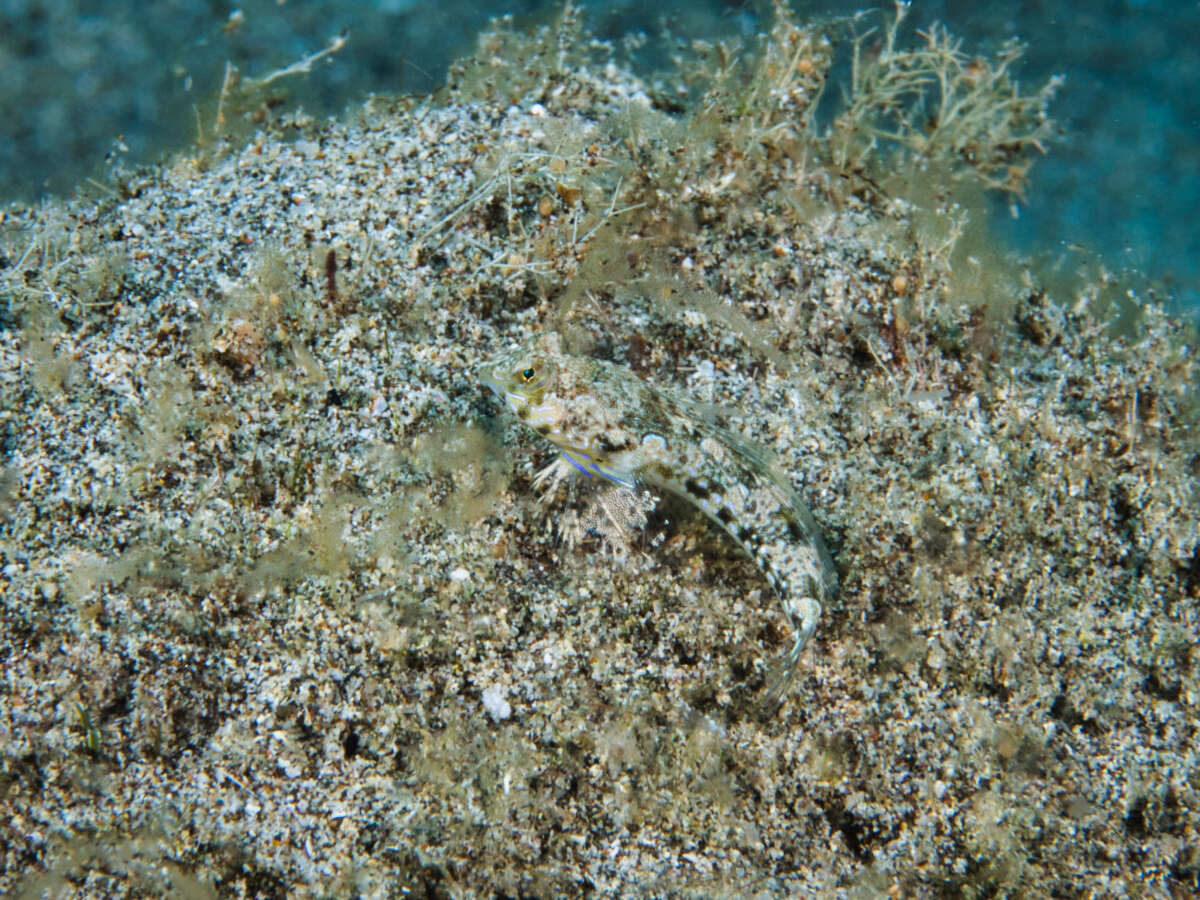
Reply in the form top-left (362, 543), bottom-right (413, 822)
top-left (2, 1), bottom-right (1196, 315)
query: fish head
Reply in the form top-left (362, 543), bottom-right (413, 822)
top-left (480, 333), bottom-right (565, 435)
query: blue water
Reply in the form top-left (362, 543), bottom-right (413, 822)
top-left (2, 1), bottom-right (1196, 315)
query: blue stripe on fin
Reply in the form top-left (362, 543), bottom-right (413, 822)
top-left (561, 446), bottom-right (636, 487)
top-left (561, 450), bottom-right (593, 478)
top-left (590, 460), bottom-right (635, 487)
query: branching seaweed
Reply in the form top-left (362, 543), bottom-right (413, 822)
top-left (831, 2), bottom-right (1062, 195)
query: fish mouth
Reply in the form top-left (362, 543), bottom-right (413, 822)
top-left (478, 363), bottom-right (511, 398)
top-left (479, 369), bottom-right (503, 399)
top-left (479, 370), bottom-right (528, 417)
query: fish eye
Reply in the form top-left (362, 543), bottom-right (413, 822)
top-left (520, 367), bottom-right (536, 383)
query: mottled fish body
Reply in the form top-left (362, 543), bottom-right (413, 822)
top-left (483, 332), bottom-right (836, 701)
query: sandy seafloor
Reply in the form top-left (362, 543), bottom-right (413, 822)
top-left (1, 8), bottom-right (1198, 899)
